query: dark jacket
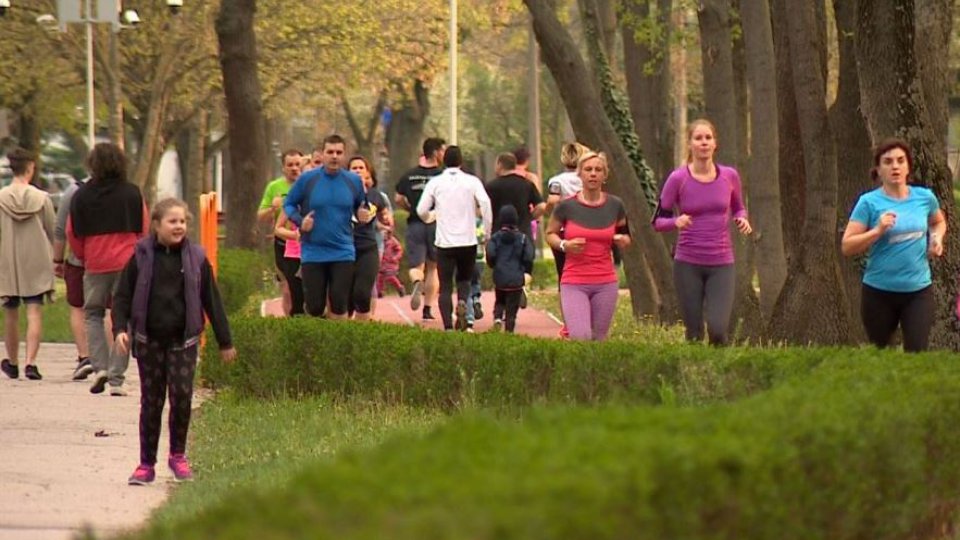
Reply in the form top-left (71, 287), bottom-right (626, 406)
top-left (486, 226), bottom-right (534, 290)
top-left (112, 236), bottom-right (232, 356)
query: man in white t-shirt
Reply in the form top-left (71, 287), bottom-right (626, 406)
top-left (416, 146), bottom-right (492, 331)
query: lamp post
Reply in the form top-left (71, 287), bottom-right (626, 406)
top-left (449, 0), bottom-right (458, 145)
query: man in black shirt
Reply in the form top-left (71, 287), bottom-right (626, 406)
top-left (485, 153), bottom-right (545, 245)
top-left (394, 137), bottom-right (445, 321)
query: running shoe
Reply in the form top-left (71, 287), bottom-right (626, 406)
top-left (110, 385), bottom-right (128, 397)
top-left (128, 464), bottom-right (155, 486)
top-left (422, 306), bottom-right (436, 321)
top-left (24, 365), bottom-right (42, 380)
top-left (1, 359), bottom-right (18, 379)
top-left (558, 325), bottom-right (570, 339)
top-left (89, 371), bottom-right (109, 394)
top-left (409, 280), bottom-right (423, 311)
top-left (473, 299), bottom-right (484, 320)
top-left (492, 319), bottom-right (504, 332)
top-left (168, 454), bottom-right (194, 482)
top-left (72, 358), bottom-right (94, 380)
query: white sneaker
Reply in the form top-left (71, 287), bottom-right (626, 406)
top-left (110, 385), bottom-right (128, 397)
top-left (89, 371), bottom-right (109, 394)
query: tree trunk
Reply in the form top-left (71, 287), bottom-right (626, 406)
top-left (829, 0), bottom-right (872, 341)
top-left (524, 0), bottom-right (679, 322)
top-left (176, 110), bottom-right (208, 243)
top-left (216, 0), bottom-right (270, 249)
top-left (767, 0), bottom-right (853, 345)
top-left (343, 92), bottom-right (387, 160)
top-left (580, 0), bottom-right (668, 318)
top-left (107, 31), bottom-right (124, 150)
top-left (741, 0), bottom-right (787, 319)
top-left (622, 0), bottom-right (674, 182)
top-left (770, 0), bottom-right (806, 267)
top-left (386, 80), bottom-right (430, 186)
top-left (697, 0), bottom-right (762, 339)
top-left (856, 0), bottom-right (960, 350)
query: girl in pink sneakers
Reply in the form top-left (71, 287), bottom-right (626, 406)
top-left (111, 198), bottom-right (236, 485)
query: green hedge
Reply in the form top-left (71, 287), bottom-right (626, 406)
top-left (202, 317), bottom-right (826, 409)
top-left (216, 248), bottom-right (273, 316)
top-left (147, 352), bottom-right (960, 539)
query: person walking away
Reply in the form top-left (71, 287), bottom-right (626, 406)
top-left (545, 151), bottom-right (631, 341)
top-left (395, 138), bottom-right (446, 321)
top-left (417, 146), bottom-right (492, 331)
top-left (283, 135), bottom-right (372, 319)
top-left (68, 143), bottom-right (149, 395)
top-left (652, 119), bottom-right (752, 346)
top-left (112, 198), bottom-right (236, 485)
top-left (377, 227), bottom-right (405, 297)
top-left (53, 175), bottom-right (92, 379)
top-left (841, 138), bottom-right (945, 352)
top-left (0, 148), bottom-right (56, 381)
top-left (465, 215), bottom-right (486, 331)
top-left (257, 149), bottom-right (304, 316)
top-left (487, 205), bottom-right (535, 332)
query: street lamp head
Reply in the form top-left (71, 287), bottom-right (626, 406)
top-left (166, 0), bottom-right (183, 15)
top-left (0, 0), bottom-right (10, 18)
top-left (122, 9), bottom-right (140, 26)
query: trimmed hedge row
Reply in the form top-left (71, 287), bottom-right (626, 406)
top-left (202, 317), bottom-right (829, 409)
top-left (148, 353), bottom-right (960, 539)
top-left (216, 248), bottom-right (273, 316)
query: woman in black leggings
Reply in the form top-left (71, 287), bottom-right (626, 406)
top-left (841, 138), bottom-right (946, 352)
top-left (348, 156), bottom-right (393, 320)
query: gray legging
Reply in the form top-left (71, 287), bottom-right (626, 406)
top-left (673, 261), bottom-right (735, 345)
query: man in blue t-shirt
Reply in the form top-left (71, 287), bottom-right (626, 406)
top-left (284, 134), bottom-right (371, 318)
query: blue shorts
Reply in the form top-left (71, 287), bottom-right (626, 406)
top-left (2, 294), bottom-right (45, 309)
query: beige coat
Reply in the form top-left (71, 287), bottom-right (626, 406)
top-left (0, 183), bottom-right (55, 299)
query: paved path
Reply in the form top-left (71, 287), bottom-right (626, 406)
top-left (0, 343), bottom-right (168, 540)
top-left (262, 290), bottom-right (563, 338)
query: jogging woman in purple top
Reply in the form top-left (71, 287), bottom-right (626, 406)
top-left (653, 119), bottom-right (752, 345)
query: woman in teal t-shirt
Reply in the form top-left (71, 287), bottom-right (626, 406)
top-left (841, 138), bottom-right (946, 352)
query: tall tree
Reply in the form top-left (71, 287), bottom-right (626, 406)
top-left (740, 0), bottom-right (787, 318)
top-left (830, 0), bottom-right (872, 338)
top-left (767, 0), bottom-right (853, 344)
top-left (622, 0), bottom-right (674, 182)
top-left (385, 79), bottom-right (431, 184)
top-left (524, 0), bottom-right (680, 321)
top-left (697, 0), bottom-right (763, 338)
top-left (216, 0), bottom-right (269, 249)
top-left (856, 0), bottom-right (960, 349)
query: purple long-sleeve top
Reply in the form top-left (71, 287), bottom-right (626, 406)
top-left (653, 164), bottom-right (747, 266)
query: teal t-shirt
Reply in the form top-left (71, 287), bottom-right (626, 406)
top-left (849, 186), bottom-right (939, 293)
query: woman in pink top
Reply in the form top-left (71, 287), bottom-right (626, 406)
top-left (546, 151), bottom-right (631, 341)
top-left (275, 213), bottom-right (304, 315)
top-left (653, 119), bottom-right (752, 345)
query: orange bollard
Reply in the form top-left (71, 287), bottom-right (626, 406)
top-left (198, 192), bottom-right (219, 350)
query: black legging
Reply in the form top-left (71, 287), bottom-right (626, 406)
top-left (136, 342), bottom-right (197, 466)
top-left (437, 246), bottom-right (477, 330)
top-left (673, 261), bottom-right (735, 345)
top-left (350, 246), bottom-right (380, 314)
top-left (494, 289), bottom-right (523, 332)
top-left (301, 261), bottom-right (354, 317)
top-left (860, 283), bottom-right (934, 352)
top-left (281, 257), bottom-right (304, 315)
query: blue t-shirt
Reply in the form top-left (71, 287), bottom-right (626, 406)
top-left (849, 186), bottom-right (940, 292)
top-left (283, 168), bottom-right (365, 263)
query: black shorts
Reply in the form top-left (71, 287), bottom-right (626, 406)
top-left (406, 221), bottom-right (437, 267)
top-left (2, 294), bottom-right (45, 309)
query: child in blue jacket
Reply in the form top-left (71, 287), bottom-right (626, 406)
top-left (486, 205), bottom-right (534, 332)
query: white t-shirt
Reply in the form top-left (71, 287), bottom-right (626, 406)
top-left (546, 170), bottom-right (582, 199)
top-left (416, 168), bottom-right (492, 248)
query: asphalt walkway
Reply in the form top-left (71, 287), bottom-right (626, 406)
top-left (0, 343), bottom-right (168, 540)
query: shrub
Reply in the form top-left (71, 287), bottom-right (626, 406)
top-left (202, 317), bottom-right (826, 408)
top-left (215, 248), bottom-right (273, 316)
top-left (146, 352), bottom-right (960, 539)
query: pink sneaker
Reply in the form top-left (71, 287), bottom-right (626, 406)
top-left (128, 464), bottom-right (155, 486)
top-left (558, 325), bottom-right (570, 339)
top-left (168, 454), bottom-right (194, 482)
